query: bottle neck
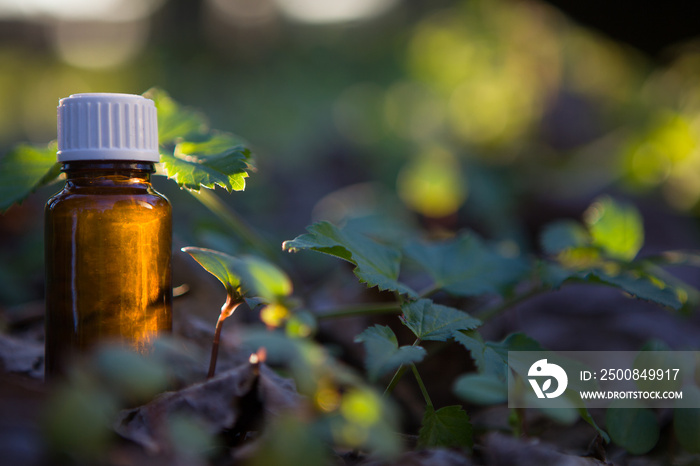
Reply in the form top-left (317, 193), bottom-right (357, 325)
top-left (63, 161), bottom-right (155, 188)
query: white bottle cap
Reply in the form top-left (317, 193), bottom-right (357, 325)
top-left (57, 93), bottom-right (160, 163)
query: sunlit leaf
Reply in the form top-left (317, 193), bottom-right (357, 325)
top-left (182, 247), bottom-right (291, 302)
top-left (404, 233), bottom-right (528, 297)
top-left (417, 405), bottom-right (473, 449)
top-left (181, 247), bottom-right (241, 295)
top-left (606, 403), bottom-right (659, 455)
top-left (161, 137), bottom-right (252, 192)
top-left (400, 299), bottom-right (480, 341)
top-left (0, 142), bottom-right (60, 212)
top-left (584, 196), bottom-right (644, 261)
top-left (283, 221), bottom-right (417, 296)
top-left (540, 220), bottom-right (591, 255)
top-left (355, 325), bottom-right (426, 382)
top-left (146, 88), bottom-right (253, 192)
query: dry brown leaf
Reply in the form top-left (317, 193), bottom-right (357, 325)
top-left (114, 361), bottom-right (299, 454)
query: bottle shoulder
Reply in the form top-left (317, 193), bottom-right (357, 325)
top-left (45, 185), bottom-right (171, 214)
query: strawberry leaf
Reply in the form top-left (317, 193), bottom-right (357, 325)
top-left (417, 405), bottom-right (473, 449)
top-left (283, 221), bottom-right (417, 296)
top-left (147, 88), bottom-right (253, 192)
top-left (354, 325), bottom-right (426, 382)
top-left (160, 140), bottom-right (251, 192)
top-left (400, 299), bottom-right (480, 341)
top-left (404, 233), bottom-right (528, 297)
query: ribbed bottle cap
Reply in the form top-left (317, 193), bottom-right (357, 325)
top-left (57, 93), bottom-right (159, 162)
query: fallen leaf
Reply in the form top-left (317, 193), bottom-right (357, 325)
top-left (115, 361), bottom-right (299, 454)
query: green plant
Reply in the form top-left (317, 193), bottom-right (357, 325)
top-left (3, 89), bottom-right (700, 463)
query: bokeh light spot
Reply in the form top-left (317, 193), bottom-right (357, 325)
top-left (397, 146), bottom-right (466, 218)
top-left (340, 389), bottom-right (381, 427)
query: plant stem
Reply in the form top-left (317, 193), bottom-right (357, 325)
top-left (207, 296), bottom-right (242, 379)
top-left (192, 188), bottom-right (276, 260)
top-left (476, 286), bottom-right (546, 322)
top-left (208, 314), bottom-right (225, 379)
top-left (383, 365), bottom-right (409, 397)
top-left (383, 338), bottom-right (421, 397)
top-left (411, 364), bottom-right (433, 409)
top-left (316, 302), bottom-right (401, 320)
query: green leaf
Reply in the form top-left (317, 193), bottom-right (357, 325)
top-left (144, 88), bottom-right (207, 145)
top-left (454, 332), bottom-right (543, 380)
top-left (354, 325), bottom-right (426, 382)
top-left (400, 299), bottom-right (480, 341)
top-left (606, 403), bottom-right (659, 454)
top-left (583, 270), bottom-right (682, 310)
top-left (482, 333), bottom-right (544, 376)
top-left (146, 88), bottom-right (253, 193)
top-left (540, 220), bottom-right (591, 255)
top-left (161, 135), bottom-right (252, 192)
top-left (181, 247), bottom-right (241, 295)
top-left (0, 143), bottom-right (60, 212)
top-left (453, 373), bottom-right (507, 405)
top-left (283, 221), bottom-right (416, 296)
top-left (674, 385), bottom-right (700, 454)
top-left (404, 233), bottom-right (528, 297)
top-left (182, 247), bottom-right (291, 302)
top-left (417, 405), bottom-right (473, 449)
top-left (584, 196), bottom-right (644, 261)
top-left (452, 330), bottom-right (488, 372)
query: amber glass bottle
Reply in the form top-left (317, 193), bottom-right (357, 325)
top-left (45, 94), bottom-right (172, 377)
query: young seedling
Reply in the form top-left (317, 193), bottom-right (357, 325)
top-left (182, 247), bottom-right (292, 378)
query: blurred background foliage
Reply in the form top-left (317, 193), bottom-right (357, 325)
top-left (2, 0), bottom-right (700, 305)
